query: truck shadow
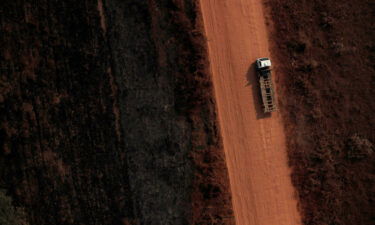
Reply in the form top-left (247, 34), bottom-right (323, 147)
top-left (246, 63), bottom-right (271, 119)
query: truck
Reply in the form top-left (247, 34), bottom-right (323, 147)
top-left (255, 58), bottom-right (277, 113)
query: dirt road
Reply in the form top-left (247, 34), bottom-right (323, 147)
top-left (199, 0), bottom-right (301, 224)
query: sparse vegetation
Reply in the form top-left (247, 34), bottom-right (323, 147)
top-left (267, 0), bottom-right (375, 224)
top-left (0, 1), bottom-right (233, 224)
top-left (0, 189), bottom-right (27, 225)
top-left (347, 134), bottom-right (374, 160)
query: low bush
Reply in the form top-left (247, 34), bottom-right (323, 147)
top-left (0, 189), bottom-right (27, 225)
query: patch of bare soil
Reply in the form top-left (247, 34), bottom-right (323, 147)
top-left (0, 0), bottom-right (233, 224)
top-left (264, 0), bottom-right (375, 224)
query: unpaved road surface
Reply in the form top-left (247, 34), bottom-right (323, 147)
top-left (199, 1), bottom-right (301, 225)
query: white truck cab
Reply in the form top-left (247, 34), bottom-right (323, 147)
top-left (254, 57), bottom-right (277, 112)
top-left (256, 57), bottom-right (272, 70)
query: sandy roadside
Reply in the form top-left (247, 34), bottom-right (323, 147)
top-left (198, 0), bottom-right (301, 224)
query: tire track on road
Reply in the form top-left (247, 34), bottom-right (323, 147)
top-left (199, 0), bottom-right (302, 224)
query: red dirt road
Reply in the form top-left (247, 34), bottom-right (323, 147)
top-left (199, 1), bottom-right (301, 225)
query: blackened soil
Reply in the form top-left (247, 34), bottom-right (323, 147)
top-left (264, 0), bottom-right (375, 224)
top-left (0, 0), bottom-right (234, 225)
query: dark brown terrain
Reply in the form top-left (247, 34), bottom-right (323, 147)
top-left (264, 0), bottom-right (375, 224)
top-left (0, 1), bottom-right (234, 225)
top-left (2, 0), bottom-right (374, 224)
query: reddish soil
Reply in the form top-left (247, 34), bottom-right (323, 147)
top-left (0, 1), bottom-right (234, 224)
top-left (2, 0), bottom-right (372, 224)
top-left (264, 0), bottom-right (375, 224)
top-left (199, 0), bottom-right (301, 225)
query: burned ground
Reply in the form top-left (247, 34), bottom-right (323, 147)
top-left (4, 0), bottom-right (373, 224)
top-left (0, 1), bottom-right (233, 224)
top-left (265, 0), bottom-right (375, 224)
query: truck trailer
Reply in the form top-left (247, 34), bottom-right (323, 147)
top-left (255, 58), bottom-right (277, 113)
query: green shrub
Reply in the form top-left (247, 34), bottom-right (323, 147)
top-left (347, 134), bottom-right (374, 160)
top-left (0, 189), bottom-right (27, 225)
